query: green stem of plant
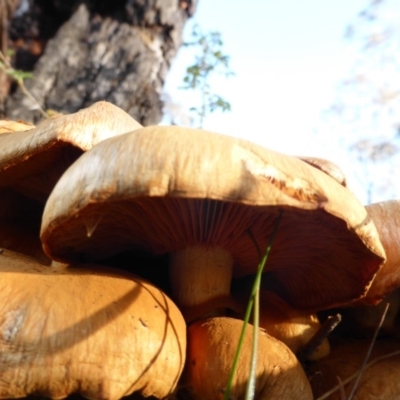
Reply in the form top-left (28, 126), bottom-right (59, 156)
top-left (245, 284), bottom-right (260, 399)
top-left (0, 50), bottom-right (48, 119)
top-left (224, 210), bottom-right (283, 400)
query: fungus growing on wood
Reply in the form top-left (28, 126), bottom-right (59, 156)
top-left (0, 248), bottom-right (186, 400)
top-left (0, 101), bottom-right (141, 263)
top-left (40, 126), bottom-right (385, 321)
top-left (184, 317), bottom-right (313, 399)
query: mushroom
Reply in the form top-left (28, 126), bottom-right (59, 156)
top-left (0, 248), bottom-right (186, 400)
top-left (183, 316), bottom-right (313, 399)
top-left (0, 101), bottom-right (142, 203)
top-left (40, 126), bottom-right (385, 321)
top-left (231, 286), bottom-right (330, 360)
top-left (0, 101), bottom-right (142, 263)
top-left (309, 337), bottom-right (400, 400)
top-left (334, 200), bottom-right (400, 337)
top-left (358, 200), bottom-right (400, 304)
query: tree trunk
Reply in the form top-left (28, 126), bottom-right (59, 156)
top-left (2, 0), bottom-right (196, 125)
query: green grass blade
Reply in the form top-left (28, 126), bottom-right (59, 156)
top-left (224, 210), bottom-right (283, 400)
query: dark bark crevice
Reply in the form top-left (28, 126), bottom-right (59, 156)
top-left (3, 0), bottom-right (197, 124)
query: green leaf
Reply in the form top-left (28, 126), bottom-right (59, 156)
top-left (178, 23), bottom-right (234, 127)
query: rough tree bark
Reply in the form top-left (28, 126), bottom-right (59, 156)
top-left (2, 0), bottom-right (196, 124)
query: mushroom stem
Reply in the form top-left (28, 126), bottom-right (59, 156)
top-left (169, 245), bottom-right (234, 321)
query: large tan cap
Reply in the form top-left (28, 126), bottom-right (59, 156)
top-left (0, 249), bottom-right (186, 399)
top-left (41, 126), bottom-right (385, 317)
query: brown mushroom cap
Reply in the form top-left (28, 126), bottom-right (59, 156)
top-left (0, 248), bottom-right (186, 400)
top-left (0, 101), bottom-right (142, 203)
top-left (357, 200), bottom-right (400, 304)
top-left (0, 101), bottom-right (141, 262)
top-left (184, 316), bottom-right (313, 400)
top-left (41, 126), bottom-right (384, 317)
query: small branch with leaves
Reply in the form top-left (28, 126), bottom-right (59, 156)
top-left (0, 49), bottom-right (48, 119)
top-left (180, 24), bottom-right (234, 128)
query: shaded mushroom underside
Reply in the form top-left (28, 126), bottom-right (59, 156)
top-left (0, 145), bottom-right (83, 263)
top-left (42, 196), bottom-right (382, 311)
top-left (0, 143), bottom-right (83, 202)
top-left (0, 188), bottom-right (49, 262)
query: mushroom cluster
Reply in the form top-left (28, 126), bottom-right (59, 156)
top-left (0, 104), bottom-right (395, 399)
top-left (0, 104), bottom-right (186, 399)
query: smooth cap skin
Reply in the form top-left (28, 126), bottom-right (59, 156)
top-left (41, 125), bottom-right (385, 311)
top-left (0, 102), bottom-right (141, 263)
top-left (0, 249), bottom-right (186, 400)
top-left (184, 317), bottom-right (313, 400)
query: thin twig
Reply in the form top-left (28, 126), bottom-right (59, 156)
top-left (337, 376), bottom-right (347, 400)
top-left (0, 50), bottom-right (48, 119)
top-left (298, 314), bottom-right (342, 364)
top-left (347, 302), bottom-right (389, 400)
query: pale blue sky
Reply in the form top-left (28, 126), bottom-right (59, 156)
top-left (163, 1), bottom-right (385, 202)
